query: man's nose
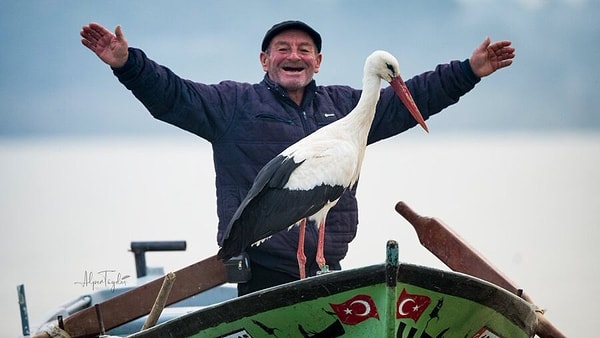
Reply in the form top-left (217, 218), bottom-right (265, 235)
top-left (287, 50), bottom-right (302, 60)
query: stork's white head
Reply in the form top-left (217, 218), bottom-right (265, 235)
top-left (366, 50), bottom-right (429, 132)
top-left (365, 50), bottom-right (402, 84)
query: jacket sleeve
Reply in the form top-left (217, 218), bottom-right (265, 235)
top-left (112, 48), bottom-right (235, 142)
top-left (368, 59), bottom-right (480, 143)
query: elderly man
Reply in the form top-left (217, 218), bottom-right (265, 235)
top-left (80, 20), bottom-right (515, 296)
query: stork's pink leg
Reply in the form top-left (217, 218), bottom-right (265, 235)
top-left (297, 218), bottom-right (307, 279)
top-left (316, 220), bottom-right (328, 271)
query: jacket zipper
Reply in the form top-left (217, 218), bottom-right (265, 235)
top-left (301, 110), bottom-right (309, 134)
top-left (266, 84), bottom-right (311, 135)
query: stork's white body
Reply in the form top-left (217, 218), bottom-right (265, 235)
top-left (279, 57), bottom-right (386, 223)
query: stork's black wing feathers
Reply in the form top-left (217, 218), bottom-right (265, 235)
top-left (217, 154), bottom-right (345, 260)
top-left (222, 155), bottom-right (301, 240)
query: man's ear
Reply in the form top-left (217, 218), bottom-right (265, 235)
top-left (260, 51), bottom-right (269, 72)
top-left (314, 53), bottom-right (323, 74)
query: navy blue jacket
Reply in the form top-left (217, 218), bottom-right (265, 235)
top-left (113, 47), bottom-right (480, 277)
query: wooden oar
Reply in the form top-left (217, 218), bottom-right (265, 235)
top-left (395, 201), bottom-right (566, 338)
top-left (33, 255), bottom-right (226, 338)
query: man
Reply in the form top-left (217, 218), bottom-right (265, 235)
top-left (80, 20), bottom-right (515, 296)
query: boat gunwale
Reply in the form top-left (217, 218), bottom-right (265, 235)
top-left (131, 262), bottom-right (537, 337)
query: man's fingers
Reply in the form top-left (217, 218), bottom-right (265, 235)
top-left (81, 38), bottom-right (91, 50)
top-left (479, 36), bottom-right (491, 52)
top-left (81, 24), bottom-right (103, 45)
top-left (115, 25), bottom-right (124, 42)
top-left (497, 60), bottom-right (512, 70)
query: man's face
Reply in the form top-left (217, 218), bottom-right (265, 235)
top-left (260, 29), bottom-right (322, 92)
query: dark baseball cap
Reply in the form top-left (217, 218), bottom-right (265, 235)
top-left (261, 20), bottom-right (322, 52)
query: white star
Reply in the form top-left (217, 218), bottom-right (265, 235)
top-left (344, 307), bottom-right (353, 315)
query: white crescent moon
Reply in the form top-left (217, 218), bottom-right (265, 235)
top-left (398, 298), bottom-right (415, 316)
top-left (349, 300), bottom-right (371, 316)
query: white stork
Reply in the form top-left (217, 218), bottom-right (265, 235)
top-left (217, 50), bottom-right (428, 279)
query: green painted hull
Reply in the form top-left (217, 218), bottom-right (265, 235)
top-left (129, 263), bottom-right (536, 338)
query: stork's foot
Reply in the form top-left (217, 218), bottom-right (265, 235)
top-left (316, 265), bottom-right (330, 275)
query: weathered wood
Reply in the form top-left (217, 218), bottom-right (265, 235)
top-left (142, 271), bottom-right (176, 330)
top-left (395, 201), bottom-right (566, 338)
top-left (35, 255), bottom-right (226, 338)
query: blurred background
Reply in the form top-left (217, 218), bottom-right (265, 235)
top-left (1, 0), bottom-right (598, 336)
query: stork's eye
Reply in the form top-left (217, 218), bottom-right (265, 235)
top-left (385, 63), bottom-right (396, 75)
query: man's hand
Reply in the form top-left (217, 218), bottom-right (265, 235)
top-left (80, 23), bottom-right (129, 68)
top-left (469, 37), bottom-right (515, 78)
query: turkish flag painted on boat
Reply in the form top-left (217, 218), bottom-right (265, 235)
top-left (329, 294), bottom-right (380, 325)
top-left (396, 288), bottom-right (431, 322)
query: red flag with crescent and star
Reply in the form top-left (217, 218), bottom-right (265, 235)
top-left (396, 288), bottom-right (431, 322)
top-left (329, 294), bottom-right (380, 325)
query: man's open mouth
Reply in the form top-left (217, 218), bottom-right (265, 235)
top-left (282, 66), bottom-right (304, 72)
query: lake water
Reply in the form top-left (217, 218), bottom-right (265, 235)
top-left (1, 132), bottom-right (598, 337)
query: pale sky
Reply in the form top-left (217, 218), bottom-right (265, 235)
top-left (0, 0), bottom-right (598, 137)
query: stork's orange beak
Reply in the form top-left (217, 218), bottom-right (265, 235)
top-left (390, 76), bottom-right (429, 133)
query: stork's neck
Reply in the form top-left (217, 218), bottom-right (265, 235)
top-left (342, 73), bottom-right (382, 140)
top-left (358, 73), bottom-right (383, 114)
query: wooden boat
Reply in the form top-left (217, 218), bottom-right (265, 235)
top-left (24, 202), bottom-right (565, 338)
top-left (128, 241), bottom-right (537, 338)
